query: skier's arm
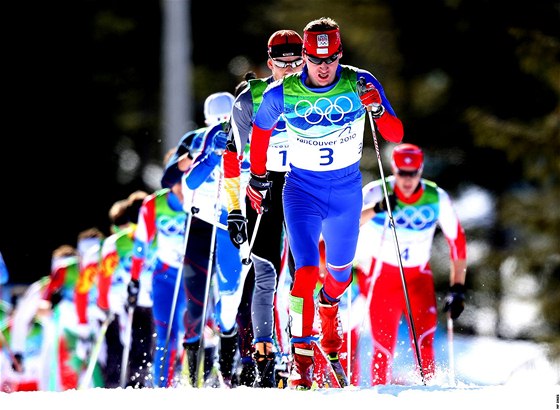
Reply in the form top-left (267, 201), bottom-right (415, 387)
top-left (437, 188), bottom-right (467, 286)
top-left (10, 279), bottom-right (47, 354)
top-left (130, 196), bottom-right (157, 282)
top-left (223, 89), bottom-right (254, 212)
top-left (75, 255), bottom-right (100, 325)
top-left (184, 125), bottom-right (228, 190)
top-left (451, 258), bottom-right (467, 287)
top-left (161, 131), bottom-right (198, 188)
top-left (97, 239), bottom-right (117, 311)
top-left (357, 70), bottom-right (403, 144)
top-left (360, 180), bottom-right (384, 226)
top-left (250, 83), bottom-right (284, 176)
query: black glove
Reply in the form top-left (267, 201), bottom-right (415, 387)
top-left (227, 209), bottom-right (248, 248)
top-left (247, 173), bottom-right (272, 213)
top-left (127, 278), bottom-right (140, 308)
top-left (372, 193), bottom-right (397, 214)
top-left (12, 352), bottom-right (24, 372)
top-left (443, 284), bottom-right (466, 320)
top-left (49, 289), bottom-right (63, 308)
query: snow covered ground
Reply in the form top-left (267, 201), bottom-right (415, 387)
top-left (2, 323), bottom-right (558, 409)
top-left (1, 380), bottom-right (558, 410)
top-left (366, 322), bottom-right (559, 387)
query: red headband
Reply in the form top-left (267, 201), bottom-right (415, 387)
top-left (303, 28), bottom-right (341, 56)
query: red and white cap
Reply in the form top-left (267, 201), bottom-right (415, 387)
top-left (392, 143), bottom-right (424, 170)
top-left (268, 30), bottom-right (303, 58)
top-left (303, 28), bottom-right (341, 56)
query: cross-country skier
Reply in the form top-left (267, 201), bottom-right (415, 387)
top-left (7, 273), bottom-right (56, 391)
top-left (37, 241), bottom-right (101, 390)
top-left (99, 192), bottom-right (154, 388)
top-left (223, 29), bottom-right (303, 388)
top-left (356, 143), bottom-right (467, 385)
top-left (245, 17), bottom-right (404, 390)
top-left (129, 163), bottom-right (188, 388)
top-left (163, 92), bottom-right (248, 388)
top-left (73, 228), bottom-right (106, 388)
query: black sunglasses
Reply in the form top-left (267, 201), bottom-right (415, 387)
top-left (306, 52), bottom-right (339, 65)
top-left (271, 58), bottom-right (304, 69)
top-left (396, 169), bottom-right (420, 177)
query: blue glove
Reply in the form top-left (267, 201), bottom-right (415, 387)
top-left (443, 284), bottom-right (466, 319)
top-left (212, 131), bottom-right (228, 154)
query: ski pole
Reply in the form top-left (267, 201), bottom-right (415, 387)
top-left (119, 305), bottom-right (134, 388)
top-left (79, 312), bottom-right (114, 389)
top-left (191, 213), bottom-right (227, 231)
top-left (160, 191), bottom-right (197, 387)
top-left (346, 279), bottom-right (352, 382)
top-left (313, 340), bottom-right (345, 388)
top-left (358, 77), bottom-right (426, 385)
top-left (241, 208), bottom-right (264, 266)
top-left (0, 324), bottom-right (23, 373)
top-left (447, 313), bottom-right (456, 386)
top-left (194, 167), bottom-right (224, 387)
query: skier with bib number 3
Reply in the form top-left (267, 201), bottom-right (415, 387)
top-left (246, 17), bottom-right (404, 390)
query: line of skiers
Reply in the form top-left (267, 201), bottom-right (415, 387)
top-left (0, 16), bottom-right (468, 392)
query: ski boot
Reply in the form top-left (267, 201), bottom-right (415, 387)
top-left (317, 289), bottom-right (348, 387)
top-left (252, 342), bottom-right (276, 388)
top-left (218, 331), bottom-right (238, 388)
top-left (287, 341), bottom-right (314, 390)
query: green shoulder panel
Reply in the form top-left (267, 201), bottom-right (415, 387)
top-left (248, 78), bottom-right (269, 115)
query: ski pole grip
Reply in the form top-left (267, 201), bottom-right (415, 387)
top-left (357, 76), bottom-right (367, 94)
top-left (357, 76), bottom-right (374, 113)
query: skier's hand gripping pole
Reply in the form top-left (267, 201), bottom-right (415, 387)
top-left (247, 173), bottom-right (272, 214)
top-left (241, 206), bottom-right (264, 266)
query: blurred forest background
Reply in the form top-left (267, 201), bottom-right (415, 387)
top-left (1, 1), bottom-right (558, 365)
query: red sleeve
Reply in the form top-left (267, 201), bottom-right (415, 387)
top-left (249, 124), bottom-right (273, 176)
top-left (98, 251), bottom-right (118, 310)
top-left (43, 268), bottom-right (65, 301)
top-left (75, 291), bottom-right (88, 324)
top-left (223, 149), bottom-right (241, 179)
top-left (75, 263), bottom-right (98, 324)
top-left (446, 221), bottom-right (467, 261)
top-left (374, 111), bottom-right (404, 143)
top-left (130, 199), bottom-right (156, 281)
top-left (130, 258), bottom-right (143, 282)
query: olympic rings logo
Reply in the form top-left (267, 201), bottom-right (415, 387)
top-left (393, 205), bottom-right (437, 230)
top-left (157, 214), bottom-right (186, 236)
top-left (294, 96), bottom-right (354, 125)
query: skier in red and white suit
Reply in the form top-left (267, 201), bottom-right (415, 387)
top-left (356, 143), bottom-right (467, 385)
